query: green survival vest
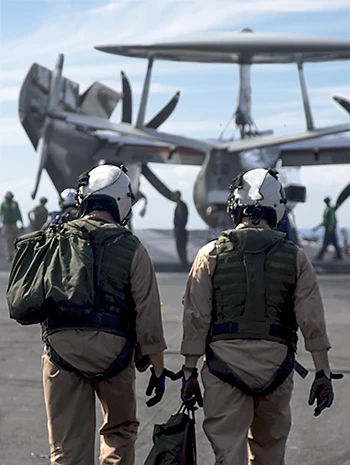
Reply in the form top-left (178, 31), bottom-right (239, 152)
top-left (209, 228), bottom-right (298, 348)
top-left (206, 227), bottom-right (299, 396)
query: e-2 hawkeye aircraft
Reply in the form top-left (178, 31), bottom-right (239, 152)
top-left (19, 29), bottom-right (350, 237)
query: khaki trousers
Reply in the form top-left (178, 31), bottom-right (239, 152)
top-left (201, 362), bottom-right (293, 465)
top-left (2, 223), bottom-right (19, 260)
top-left (42, 354), bottom-right (139, 465)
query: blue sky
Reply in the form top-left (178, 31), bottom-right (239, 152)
top-left (0, 0), bottom-right (349, 230)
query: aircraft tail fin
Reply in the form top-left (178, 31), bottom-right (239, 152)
top-left (18, 62), bottom-right (80, 150)
top-left (79, 82), bottom-right (122, 119)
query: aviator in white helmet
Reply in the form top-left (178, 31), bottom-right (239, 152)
top-left (227, 168), bottom-right (287, 228)
top-left (77, 164), bottom-right (135, 225)
top-left (59, 188), bottom-right (77, 209)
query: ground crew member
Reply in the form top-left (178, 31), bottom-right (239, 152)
top-left (43, 188), bottom-right (79, 228)
top-left (177, 168), bottom-right (342, 465)
top-left (172, 190), bottom-right (189, 267)
top-left (28, 196), bottom-right (48, 231)
top-left (0, 191), bottom-right (23, 262)
top-left (40, 165), bottom-right (169, 465)
top-left (313, 196), bottom-right (342, 260)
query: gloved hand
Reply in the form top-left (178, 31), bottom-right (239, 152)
top-left (134, 344), bottom-right (151, 372)
top-left (308, 370), bottom-right (343, 416)
top-left (172, 365), bottom-right (203, 410)
top-left (145, 367), bottom-right (174, 407)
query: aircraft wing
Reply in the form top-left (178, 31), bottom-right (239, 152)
top-left (63, 112), bottom-right (216, 152)
top-left (279, 134), bottom-right (350, 166)
top-left (94, 131), bottom-right (206, 165)
top-left (222, 124), bottom-right (350, 153)
top-left (65, 112), bottom-right (350, 158)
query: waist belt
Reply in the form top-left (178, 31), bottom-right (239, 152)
top-left (209, 321), bottom-right (298, 346)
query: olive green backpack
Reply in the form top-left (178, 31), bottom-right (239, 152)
top-left (6, 220), bottom-right (129, 325)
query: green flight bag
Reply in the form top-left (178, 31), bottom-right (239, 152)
top-left (7, 221), bottom-right (125, 326)
top-left (143, 405), bottom-right (197, 465)
top-left (7, 229), bottom-right (54, 325)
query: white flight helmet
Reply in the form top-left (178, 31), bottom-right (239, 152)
top-left (77, 164), bottom-right (134, 224)
top-left (59, 188), bottom-right (77, 208)
top-left (227, 168), bottom-right (286, 228)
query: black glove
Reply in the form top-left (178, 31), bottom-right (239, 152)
top-left (134, 343), bottom-right (151, 372)
top-left (145, 367), bottom-right (174, 407)
top-left (172, 365), bottom-right (203, 410)
top-left (308, 370), bottom-right (343, 416)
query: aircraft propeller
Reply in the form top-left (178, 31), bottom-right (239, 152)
top-left (333, 96), bottom-right (350, 115)
top-left (335, 183), bottom-right (350, 211)
top-left (121, 71), bottom-right (132, 123)
top-left (119, 70), bottom-right (181, 201)
top-left (120, 70), bottom-right (180, 129)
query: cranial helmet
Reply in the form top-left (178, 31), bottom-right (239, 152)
top-left (5, 191), bottom-right (14, 200)
top-left (59, 188), bottom-right (77, 209)
top-left (77, 164), bottom-right (134, 225)
top-left (227, 168), bottom-right (287, 228)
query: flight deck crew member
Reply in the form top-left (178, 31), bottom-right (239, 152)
top-left (313, 196), bottom-right (342, 260)
top-left (178, 168), bottom-right (342, 465)
top-left (41, 165), bottom-right (169, 465)
top-left (43, 188), bottom-right (79, 229)
top-left (172, 190), bottom-right (189, 266)
top-left (0, 191), bottom-right (23, 262)
top-left (28, 196), bottom-right (48, 231)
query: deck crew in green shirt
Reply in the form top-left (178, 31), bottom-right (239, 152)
top-left (0, 191), bottom-right (23, 262)
top-left (313, 196), bottom-right (342, 260)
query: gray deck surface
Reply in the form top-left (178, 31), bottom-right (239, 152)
top-left (0, 230), bottom-right (349, 465)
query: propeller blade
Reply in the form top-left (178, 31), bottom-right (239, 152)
top-left (335, 183), bottom-right (350, 211)
top-left (31, 119), bottom-right (52, 199)
top-left (145, 91), bottom-right (180, 129)
top-left (121, 71), bottom-right (132, 123)
top-left (141, 163), bottom-right (174, 200)
top-left (333, 96), bottom-right (350, 115)
top-left (47, 54), bottom-right (64, 113)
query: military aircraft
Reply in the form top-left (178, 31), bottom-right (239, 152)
top-left (19, 30), bottom-right (350, 237)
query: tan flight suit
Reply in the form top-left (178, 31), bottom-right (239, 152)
top-left (2, 223), bottom-right (19, 261)
top-left (181, 223), bottom-right (331, 465)
top-left (42, 226), bottom-right (166, 465)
